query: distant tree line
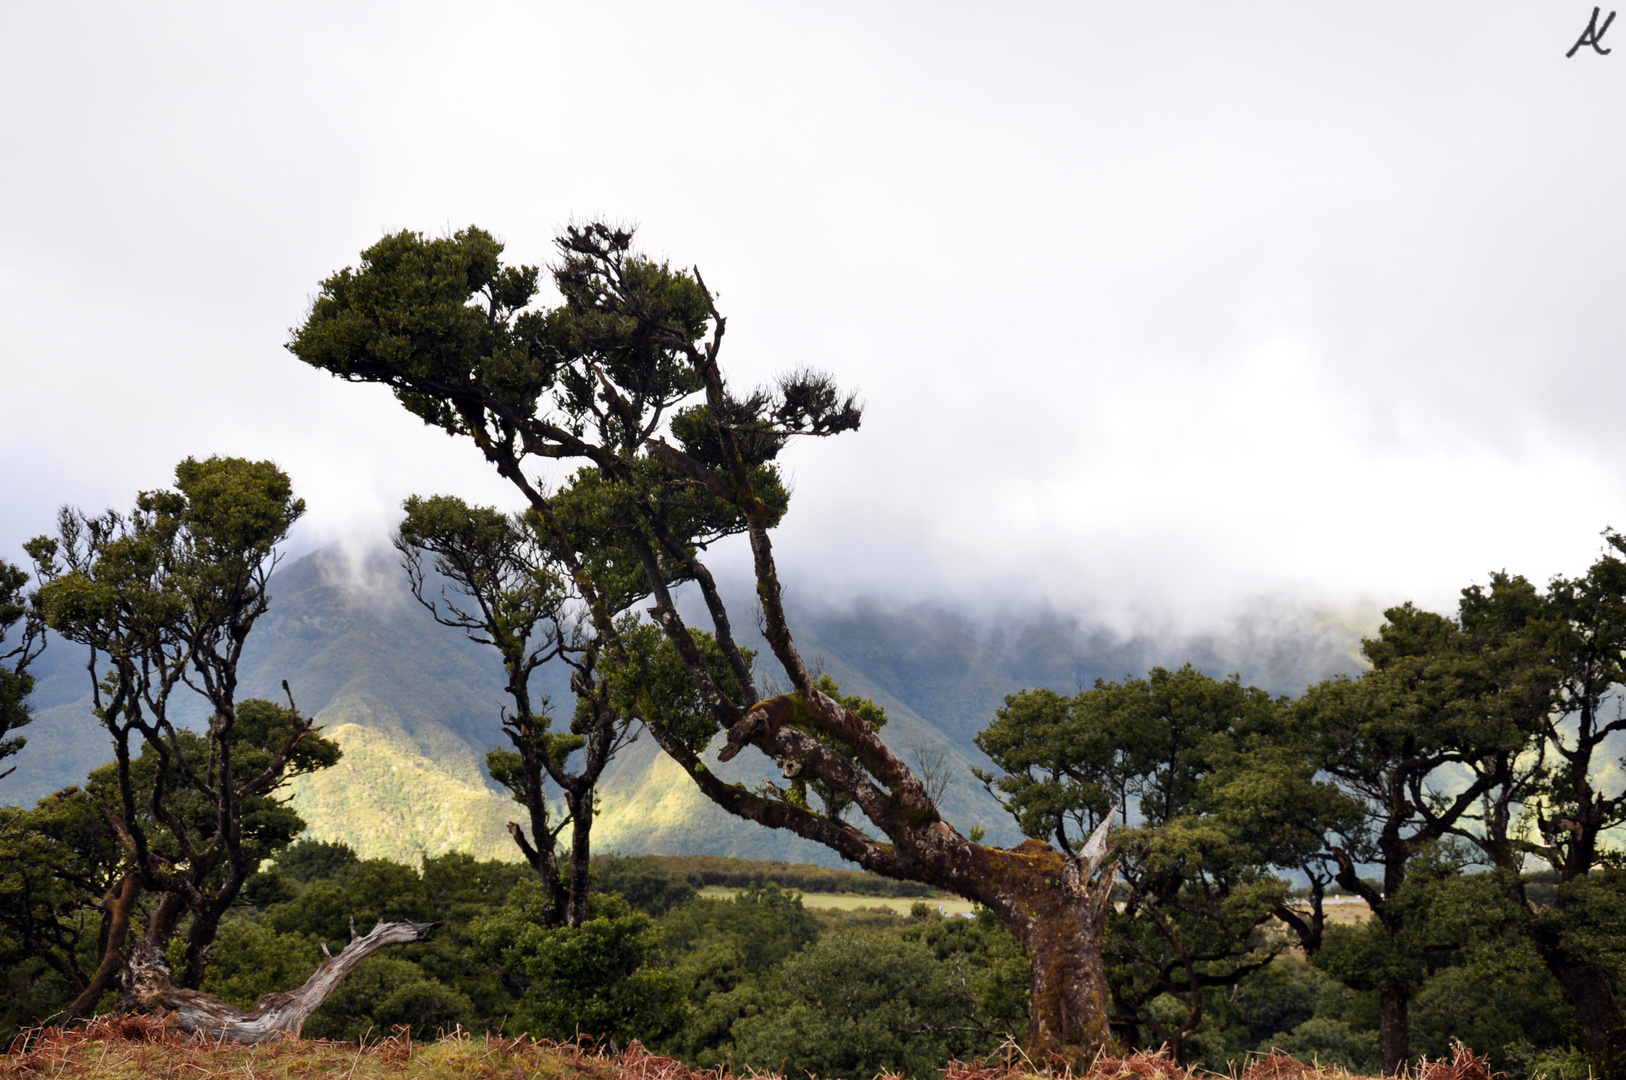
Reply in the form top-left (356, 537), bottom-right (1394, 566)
top-left (608, 853), bottom-right (941, 898)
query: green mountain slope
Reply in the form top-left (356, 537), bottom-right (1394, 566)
top-left (4, 546), bottom-right (1370, 867)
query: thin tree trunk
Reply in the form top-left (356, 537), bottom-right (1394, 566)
top-left (178, 903), bottom-right (227, 989)
top-left (1379, 986), bottom-right (1409, 1075)
top-left (60, 873), bottom-right (140, 1024)
top-left (119, 920), bottom-right (435, 1043)
top-left (143, 890), bottom-right (188, 948)
top-left (566, 793), bottom-right (592, 929)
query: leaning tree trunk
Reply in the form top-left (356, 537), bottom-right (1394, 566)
top-left (650, 690), bottom-right (1125, 1066)
top-left (118, 920), bottom-right (434, 1043)
top-left (61, 873), bottom-right (141, 1023)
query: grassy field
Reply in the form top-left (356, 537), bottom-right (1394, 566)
top-left (699, 888), bottom-right (1372, 924)
top-left (1286, 898), bottom-right (1372, 925)
top-left (697, 886), bottom-right (979, 916)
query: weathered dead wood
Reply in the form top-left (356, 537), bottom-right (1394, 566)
top-left (118, 919), bottom-right (434, 1043)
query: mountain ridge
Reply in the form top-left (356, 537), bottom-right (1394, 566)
top-left (3, 545), bottom-right (1372, 867)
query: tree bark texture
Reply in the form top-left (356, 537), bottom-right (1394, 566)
top-left (118, 919), bottom-right (434, 1043)
top-left (1378, 987), bottom-right (1408, 1076)
top-left (1003, 843), bottom-right (1117, 1060)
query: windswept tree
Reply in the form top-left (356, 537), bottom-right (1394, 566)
top-left (289, 224), bottom-right (1120, 1060)
top-left (0, 557), bottom-right (45, 783)
top-left (395, 492), bottom-right (650, 928)
top-left (24, 457), bottom-right (365, 1026)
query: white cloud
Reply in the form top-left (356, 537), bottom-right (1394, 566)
top-left (3, 1), bottom-right (1624, 633)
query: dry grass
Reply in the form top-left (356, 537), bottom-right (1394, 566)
top-left (0, 1017), bottom-right (733, 1080)
top-left (1, 1017), bottom-right (1496, 1080)
top-left (937, 1036), bottom-right (1492, 1080)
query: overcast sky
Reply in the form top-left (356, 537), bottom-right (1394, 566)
top-left (3, 3), bottom-right (1623, 632)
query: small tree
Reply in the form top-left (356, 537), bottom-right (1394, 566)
top-left (1292, 603), bottom-right (1532, 1074)
top-left (289, 224), bottom-right (1121, 1060)
top-left (976, 666), bottom-right (1353, 1057)
top-left (0, 557), bottom-right (45, 783)
top-left (27, 457), bottom-right (346, 1018)
top-left (0, 709), bottom-right (335, 1030)
top-left (395, 493), bottom-right (640, 927)
top-left (0, 779), bottom-right (125, 1038)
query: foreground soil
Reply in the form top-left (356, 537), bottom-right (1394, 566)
top-left (1, 1016), bottom-right (1495, 1080)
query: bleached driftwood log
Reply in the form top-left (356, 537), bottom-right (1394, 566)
top-left (120, 919), bottom-right (435, 1043)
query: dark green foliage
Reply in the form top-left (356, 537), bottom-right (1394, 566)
top-left (979, 665), bottom-right (1344, 1057)
top-left (0, 557), bottom-right (44, 784)
top-left (287, 227), bottom-right (555, 434)
top-left (6, 772), bottom-right (1602, 1078)
top-left (267, 859), bottom-right (437, 944)
top-left (1309, 846), bottom-right (1484, 1006)
top-left (660, 883), bottom-right (819, 976)
top-left (473, 883), bottom-right (685, 1043)
top-left (304, 956), bottom-right (475, 1042)
top-left (551, 461), bottom-right (788, 616)
top-left (1264, 1015), bottom-right (1382, 1074)
top-left (1233, 958), bottom-right (1357, 1053)
top-left (730, 929), bottom-right (991, 1080)
top-left (1410, 934), bottom-right (1574, 1074)
top-left (976, 664), bottom-right (1291, 848)
top-left (592, 855), bottom-right (699, 917)
top-left (0, 783), bottom-right (119, 1040)
top-left (273, 840), bottom-right (363, 885)
top-left (608, 619), bottom-right (751, 754)
top-left (901, 905), bottom-right (1031, 1041)
top-left (205, 848), bottom-right (530, 1042)
top-left (651, 884), bottom-right (820, 1065)
top-left (198, 921), bottom-right (322, 1010)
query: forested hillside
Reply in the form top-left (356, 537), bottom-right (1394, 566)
top-left (3, 545), bottom-right (1367, 864)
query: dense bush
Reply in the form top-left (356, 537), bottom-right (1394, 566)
top-left (473, 882), bottom-right (686, 1043)
top-left (731, 929), bottom-right (984, 1080)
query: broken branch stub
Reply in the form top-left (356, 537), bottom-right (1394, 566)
top-left (1059, 810), bottom-right (1116, 900)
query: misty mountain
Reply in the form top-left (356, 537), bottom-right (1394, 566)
top-left (3, 545), bottom-right (1372, 867)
